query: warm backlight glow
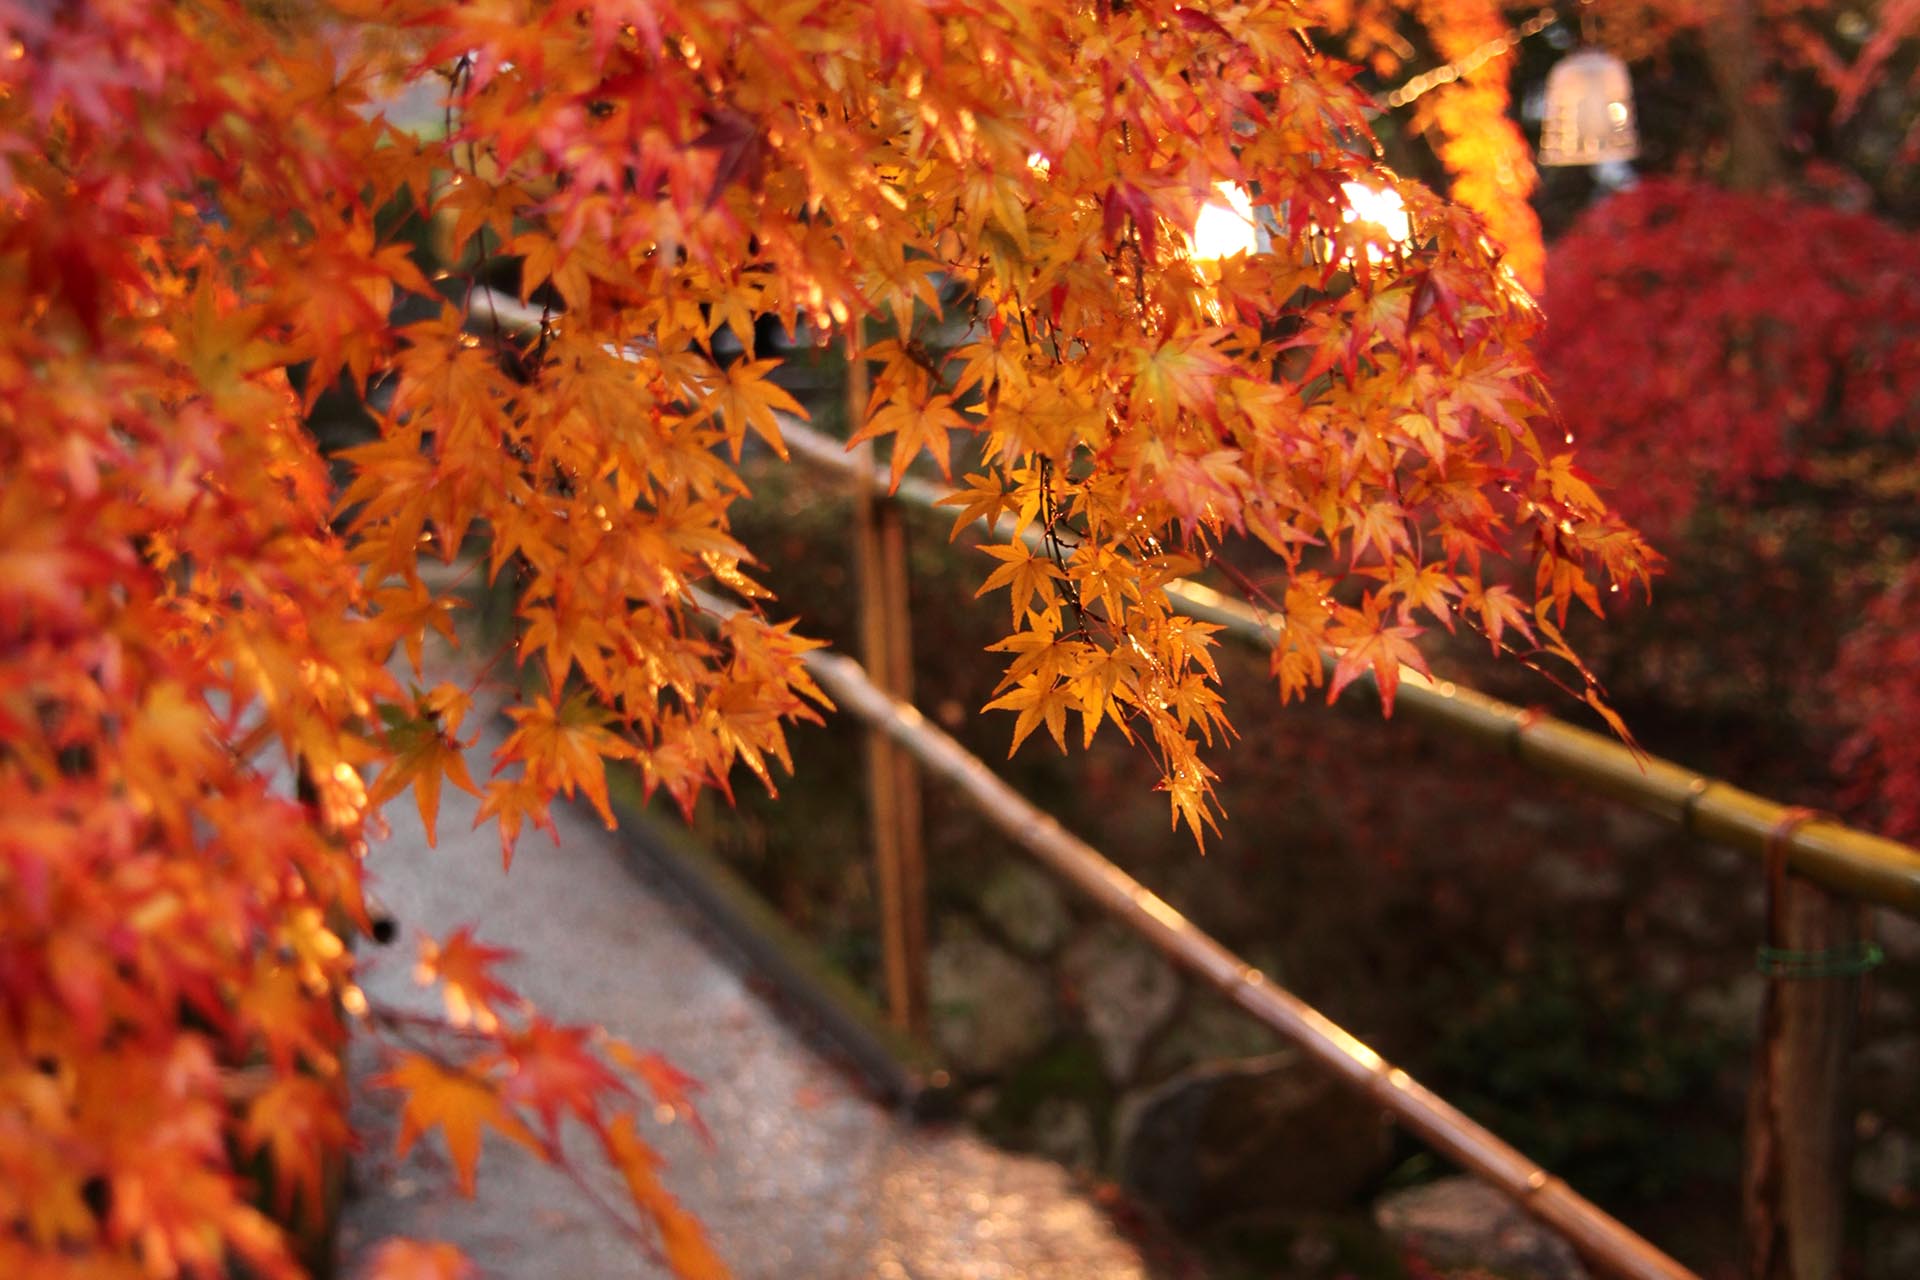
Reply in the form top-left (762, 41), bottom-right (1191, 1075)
top-left (1190, 181), bottom-right (1259, 263)
top-left (1339, 180), bottom-right (1412, 249)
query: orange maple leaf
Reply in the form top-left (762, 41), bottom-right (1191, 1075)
top-left (244, 1076), bottom-right (352, 1228)
top-left (497, 693), bottom-right (639, 829)
top-left (1327, 593), bottom-right (1431, 715)
top-left (362, 1239), bottom-right (476, 1280)
top-left (602, 1114), bottom-right (729, 1280)
top-left (415, 927), bottom-right (520, 1031)
top-left (609, 1041), bottom-right (713, 1148)
top-left (377, 1053), bottom-right (541, 1197)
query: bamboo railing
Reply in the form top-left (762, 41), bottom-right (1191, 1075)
top-left (689, 587), bottom-right (1697, 1280)
top-left (778, 418), bottom-right (1920, 919)
top-left (778, 416), bottom-right (1913, 1280)
top-left (472, 288), bottom-right (1910, 1279)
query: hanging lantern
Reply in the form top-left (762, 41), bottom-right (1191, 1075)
top-left (1537, 48), bottom-right (1639, 167)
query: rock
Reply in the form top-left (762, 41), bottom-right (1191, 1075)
top-left (1648, 883), bottom-right (1731, 946)
top-left (928, 919), bottom-right (1055, 1076)
top-left (1529, 849), bottom-right (1622, 904)
top-left (1853, 1128), bottom-right (1916, 1204)
top-left (1683, 974), bottom-right (1763, 1039)
top-left (1140, 992), bottom-right (1285, 1082)
top-left (1028, 1097), bottom-right (1100, 1170)
top-left (1854, 1034), bottom-right (1920, 1114)
top-left (1508, 799), bottom-right (1562, 831)
top-left (1874, 908), bottom-right (1920, 963)
top-left (1602, 807), bottom-right (1668, 854)
top-left (1115, 1050), bottom-right (1392, 1227)
top-left (1061, 924), bottom-right (1181, 1081)
top-left (1374, 1177), bottom-right (1589, 1280)
top-left (978, 862), bottom-right (1071, 957)
top-left (1696, 842), bottom-right (1745, 877)
top-left (1866, 1220), bottom-right (1920, 1280)
top-left (1643, 946), bottom-right (1688, 994)
top-left (1870, 985), bottom-right (1915, 1023)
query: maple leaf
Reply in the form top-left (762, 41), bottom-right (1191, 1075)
top-left (975, 542), bottom-right (1064, 625)
top-left (853, 391), bottom-right (968, 488)
top-left (1155, 754), bottom-right (1222, 848)
top-left (983, 674), bottom-right (1074, 754)
top-left (498, 694), bottom-right (640, 829)
top-left (1326, 594), bottom-right (1431, 716)
top-left (244, 1076), bottom-right (352, 1228)
top-left (602, 1115), bottom-right (729, 1280)
top-left (237, 965), bottom-right (341, 1075)
top-left (371, 582), bottom-right (462, 678)
top-left (501, 1018), bottom-right (626, 1138)
top-left (1461, 582), bottom-right (1535, 654)
top-left (609, 1041), bottom-right (714, 1148)
top-left (690, 358), bottom-right (807, 461)
top-left (1380, 556), bottom-right (1462, 630)
top-left (363, 1239), bottom-right (476, 1280)
top-left (1541, 453), bottom-right (1604, 514)
top-left (377, 1053), bottom-right (541, 1197)
top-left (415, 927), bottom-right (520, 1031)
top-left (937, 471), bottom-right (1017, 540)
top-left (1131, 331), bottom-right (1237, 427)
top-left (371, 693), bottom-right (480, 848)
top-left (475, 774), bottom-right (561, 870)
top-left (949, 336), bottom-right (1029, 406)
top-left (1345, 499), bottom-right (1412, 567)
top-left (988, 628), bottom-right (1089, 692)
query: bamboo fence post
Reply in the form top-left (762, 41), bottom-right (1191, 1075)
top-left (878, 498), bottom-right (927, 1025)
top-left (1743, 823), bottom-right (1864, 1280)
top-left (846, 339), bottom-right (928, 1034)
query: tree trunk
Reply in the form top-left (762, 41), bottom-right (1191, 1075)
top-left (1701, 0), bottom-right (1787, 191)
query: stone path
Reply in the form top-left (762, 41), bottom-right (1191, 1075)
top-left (336, 707), bottom-right (1150, 1279)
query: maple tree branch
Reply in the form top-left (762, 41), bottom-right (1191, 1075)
top-left (1210, 552), bottom-right (1286, 619)
top-left (531, 1134), bottom-right (669, 1268)
top-left (361, 1000), bottom-right (670, 1266)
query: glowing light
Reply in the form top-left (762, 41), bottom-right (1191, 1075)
top-left (1339, 181), bottom-right (1412, 246)
top-left (1189, 181), bottom-right (1259, 264)
top-left (1538, 48), bottom-right (1639, 167)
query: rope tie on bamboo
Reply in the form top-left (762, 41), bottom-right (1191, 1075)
top-left (1755, 807), bottom-right (1885, 978)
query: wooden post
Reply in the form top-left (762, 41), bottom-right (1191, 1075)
top-left (1743, 831), bottom-right (1861, 1280)
top-left (846, 338), bottom-right (928, 1034)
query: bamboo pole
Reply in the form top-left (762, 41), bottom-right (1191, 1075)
top-left (845, 343), bottom-right (928, 1034)
top-left (1742, 860), bottom-right (1861, 1280)
top-left (777, 418), bottom-right (1920, 919)
top-left (877, 500), bottom-right (928, 1031)
top-left (764, 630), bottom-right (1698, 1280)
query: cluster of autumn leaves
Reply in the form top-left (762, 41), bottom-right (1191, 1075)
top-left (0, 0), bottom-right (1660, 1276)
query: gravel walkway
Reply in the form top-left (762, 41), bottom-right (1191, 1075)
top-left (336, 705), bottom-right (1150, 1280)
